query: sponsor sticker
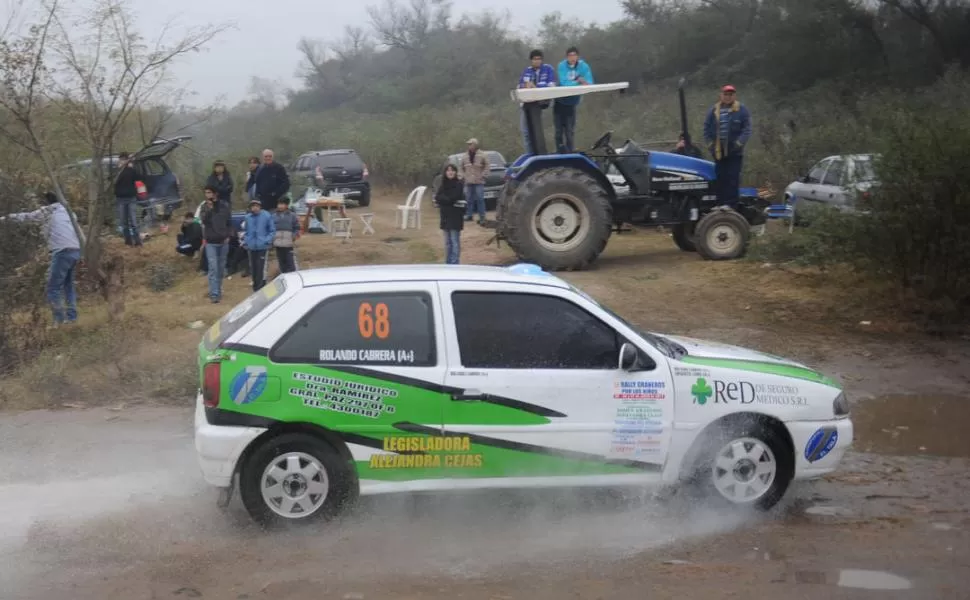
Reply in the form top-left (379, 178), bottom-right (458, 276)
top-left (229, 366), bottom-right (267, 405)
top-left (291, 371), bottom-right (398, 419)
top-left (804, 427), bottom-right (839, 463)
top-left (371, 436), bottom-right (483, 469)
top-left (692, 378), bottom-right (810, 407)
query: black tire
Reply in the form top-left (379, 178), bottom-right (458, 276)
top-left (357, 188), bottom-right (371, 208)
top-left (503, 166), bottom-right (613, 271)
top-left (239, 433), bottom-right (357, 528)
top-left (681, 420), bottom-right (794, 512)
top-left (695, 208), bottom-right (751, 260)
top-left (671, 223), bottom-right (697, 252)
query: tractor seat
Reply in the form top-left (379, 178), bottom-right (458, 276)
top-left (612, 140), bottom-right (651, 195)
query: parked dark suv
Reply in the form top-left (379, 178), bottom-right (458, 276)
top-left (61, 136), bottom-right (191, 227)
top-left (290, 149), bottom-right (371, 207)
top-left (430, 150), bottom-right (507, 211)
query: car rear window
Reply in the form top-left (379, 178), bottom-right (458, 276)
top-left (315, 153), bottom-right (364, 171)
top-left (203, 278), bottom-right (286, 351)
top-left (855, 159), bottom-right (875, 182)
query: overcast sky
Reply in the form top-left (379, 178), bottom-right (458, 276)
top-left (129, 0), bottom-right (626, 105)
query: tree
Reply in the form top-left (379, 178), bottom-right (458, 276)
top-left (0, 0), bottom-right (228, 319)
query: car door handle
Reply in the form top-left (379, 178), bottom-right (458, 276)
top-left (451, 390), bottom-right (490, 402)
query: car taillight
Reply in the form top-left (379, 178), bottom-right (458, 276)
top-left (362, 163), bottom-right (369, 179)
top-left (202, 362), bottom-right (221, 408)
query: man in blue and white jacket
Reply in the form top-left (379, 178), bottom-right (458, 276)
top-left (0, 192), bottom-right (84, 326)
top-left (554, 46), bottom-right (594, 153)
top-left (517, 49), bottom-right (557, 154)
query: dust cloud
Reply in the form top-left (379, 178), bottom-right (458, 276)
top-left (0, 407), bottom-right (764, 598)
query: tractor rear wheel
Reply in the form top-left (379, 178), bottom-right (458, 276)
top-left (671, 223), bottom-right (697, 252)
top-left (503, 167), bottom-right (613, 271)
top-left (695, 208), bottom-right (751, 261)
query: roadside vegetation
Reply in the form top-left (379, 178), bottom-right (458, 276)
top-left (1, 0), bottom-right (969, 407)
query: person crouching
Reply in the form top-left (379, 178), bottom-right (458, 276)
top-left (435, 163), bottom-right (465, 264)
top-left (273, 197), bottom-right (301, 273)
top-left (244, 199), bottom-right (275, 291)
top-left (176, 211), bottom-right (203, 257)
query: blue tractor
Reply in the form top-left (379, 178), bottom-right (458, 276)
top-left (493, 80), bottom-right (768, 271)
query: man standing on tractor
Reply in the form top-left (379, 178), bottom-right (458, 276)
top-left (703, 85), bottom-right (752, 207)
top-left (517, 49), bottom-right (557, 154)
top-left (554, 47), bottom-right (594, 154)
top-left (460, 138), bottom-right (489, 225)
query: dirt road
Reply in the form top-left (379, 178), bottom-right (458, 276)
top-left (1, 387), bottom-right (968, 599)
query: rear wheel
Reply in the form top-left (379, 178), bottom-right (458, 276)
top-left (357, 188), bottom-right (371, 208)
top-left (695, 208), bottom-right (751, 260)
top-left (503, 167), bottom-right (613, 271)
top-left (239, 433), bottom-right (356, 528)
top-left (671, 223), bottom-right (697, 252)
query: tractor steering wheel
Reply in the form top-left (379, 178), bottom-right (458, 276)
top-left (590, 130), bottom-right (614, 151)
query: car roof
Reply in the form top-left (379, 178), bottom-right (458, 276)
top-left (302, 149), bottom-right (358, 157)
top-left (819, 153), bottom-right (876, 162)
top-left (296, 264), bottom-right (570, 290)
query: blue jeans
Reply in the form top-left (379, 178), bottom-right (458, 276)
top-left (553, 102), bottom-right (577, 153)
top-left (205, 243), bottom-right (228, 300)
top-left (464, 184), bottom-right (486, 222)
top-left (47, 248), bottom-right (80, 324)
top-left (520, 108), bottom-right (532, 154)
top-left (443, 230), bottom-right (461, 264)
top-left (116, 197), bottom-right (142, 246)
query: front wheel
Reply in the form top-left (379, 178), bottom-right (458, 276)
top-left (239, 433), bottom-right (356, 528)
top-left (695, 208), bottom-right (751, 260)
top-left (671, 223), bottom-right (697, 252)
top-left (682, 421), bottom-right (793, 511)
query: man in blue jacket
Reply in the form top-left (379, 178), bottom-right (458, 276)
top-left (703, 85), bottom-right (752, 207)
top-left (554, 46), bottom-right (594, 153)
top-left (243, 199), bottom-right (276, 292)
top-left (517, 49), bottom-right (557, 154)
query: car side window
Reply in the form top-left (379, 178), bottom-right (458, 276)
top-left (823, 159), bottom-right (844, 186)
top-left (451, 291), bottom-right (621, 369)
top-left (270, 292), bottom-right (437, 367)
top-left (806, 159), bottom-right (831, 184)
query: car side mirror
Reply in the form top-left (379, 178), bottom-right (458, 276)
top-left (801, 175), bottom-right (810, 183)
top-left (618, 342), bottom-right (641, 371)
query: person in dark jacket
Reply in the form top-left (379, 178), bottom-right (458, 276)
top-left (434, 164), bottom-right (466, 265)
top-left (670, 134), bottom-right (704, 159)
top-left (201, 186), bottom-right (232, 303)
top-left (703, 84), bottom-right (752, 207)
top-left (205, 160), bottom-right (234, 206)
top-left (253, 149), bottom-right (290, 212)
top-left (115, 152), bottom-right (142, 247)
top-left (176, 212), bottom-right (203, 257)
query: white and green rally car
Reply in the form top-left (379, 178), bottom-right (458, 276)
top-left (194, 264), bottom-right (853, 526)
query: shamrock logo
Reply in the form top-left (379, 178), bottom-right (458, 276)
top-left (691, 377), bottom-right (713, 405)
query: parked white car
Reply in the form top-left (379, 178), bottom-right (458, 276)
top-left (784, 153), bottom-right (877, 210)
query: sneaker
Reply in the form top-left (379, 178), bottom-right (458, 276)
top-left (211, 297), bottom-right (221, 304)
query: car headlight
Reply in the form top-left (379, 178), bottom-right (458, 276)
top-left (833, 392), bottom-right (850, 417)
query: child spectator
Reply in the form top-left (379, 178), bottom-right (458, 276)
top-left (273, 197), bottom-right (301, 273)
top-left (243, 199), bottom-right (275, 291)
top-left (176, 211), bottom-right (203, 257)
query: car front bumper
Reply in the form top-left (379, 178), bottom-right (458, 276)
top-left (193, 393), bottom-right (268, 488)
top-left (789, 417), bottom-right (854, 479)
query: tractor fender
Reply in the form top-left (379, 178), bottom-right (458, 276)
top-left (648, 151), bottom-right (716, 181)
top-left (511, 155), bottom-right (617, 200)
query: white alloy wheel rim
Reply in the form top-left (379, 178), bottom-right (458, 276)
top-left (532, 194), bottom-right (591, 252)
top-left (706, 222), bottom-right (742, 256)
top-left (711, 437), bottom-right (777, 503)
top-left (261, 452), bottom-right (330, 518)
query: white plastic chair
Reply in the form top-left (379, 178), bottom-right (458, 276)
top-left (397, 186), bottom-right (426, 230)
top-left (331, 217), bottom-right (352, 243)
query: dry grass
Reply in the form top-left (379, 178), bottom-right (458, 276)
top-left (0, 191), bottom-right (915, 412)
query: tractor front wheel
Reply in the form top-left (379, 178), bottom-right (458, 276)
top-left (671, 223), bottom-right (697, 252)
top-left (503, 167), bottom-right (613, 271)
top-left (695, 208), bottom-right (751, 261)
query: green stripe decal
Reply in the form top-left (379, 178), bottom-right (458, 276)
top-left (679, 356), bottom-right (842, 389)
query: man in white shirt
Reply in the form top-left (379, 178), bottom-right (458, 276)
top-left (1, 192), bottom-right (83, 325)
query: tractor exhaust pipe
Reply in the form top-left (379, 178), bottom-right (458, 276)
top-left (678, 77), bottom-right (691, 148)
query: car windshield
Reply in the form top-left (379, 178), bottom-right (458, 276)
top-left (203, 278), bottom-right (286, 351)
top-left (568, 284), bottom-right (682, 358)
